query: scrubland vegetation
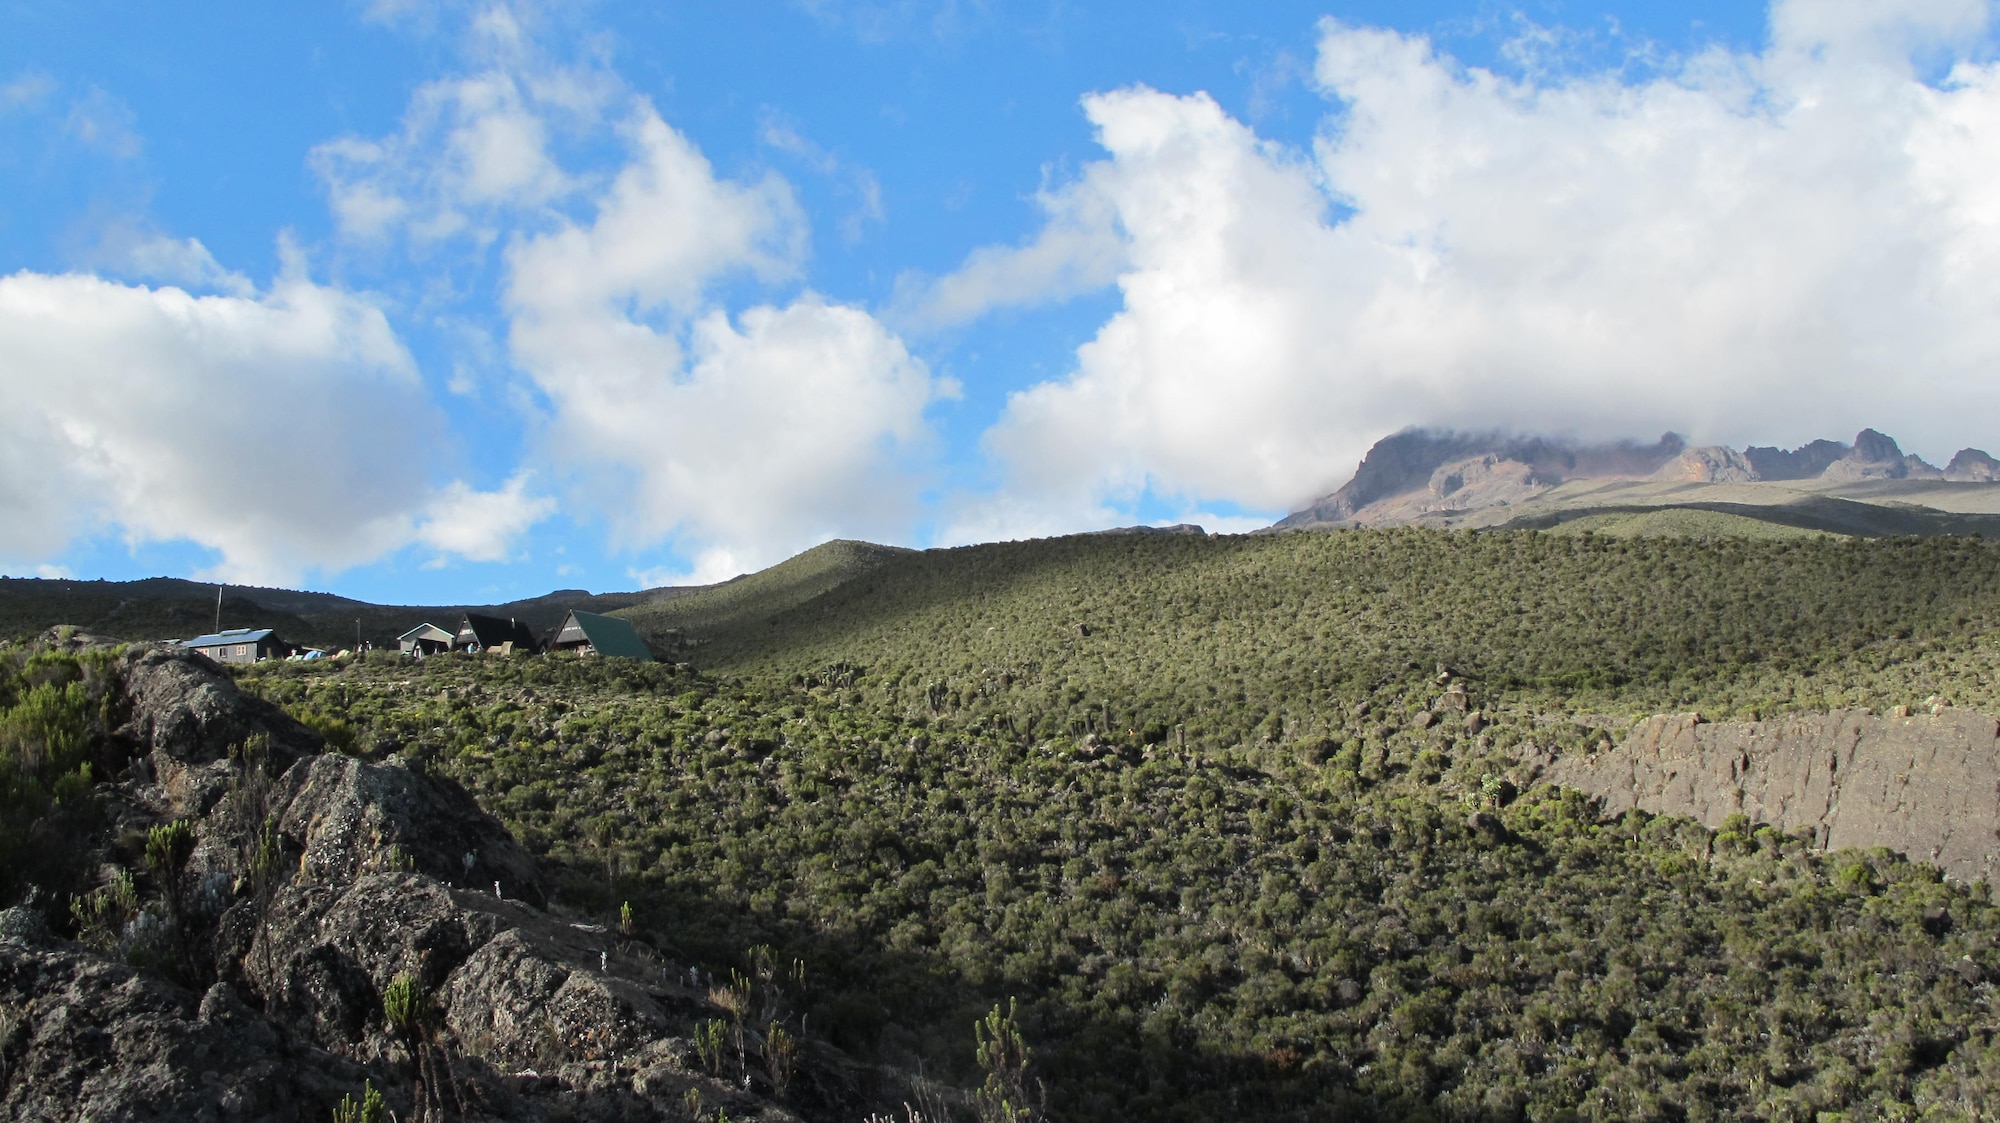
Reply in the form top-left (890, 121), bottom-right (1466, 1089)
top-left (12, 529), bottom-right (2000, 1120)
top-left (0, 639), bottom-right (122, 911)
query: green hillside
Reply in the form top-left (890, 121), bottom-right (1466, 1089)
top-left (1494, 495), bottom-right (2000, 538)
top-left (620, 529), bottom-right (2000, 735)
top-left (183, 528), bottom-right (2000, 1122)
top-left (614, 538), bottom-right (915, 659)
top-left (1535, 507), bottom-right (1840, 539)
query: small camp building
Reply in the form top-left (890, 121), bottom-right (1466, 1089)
top-left (398, 623), bottom-right (454, 657)
top-left (182, 628), bottom-right (294, 665)
top-left (546, 610), bottom-right (653, 661)
top-left (454, 613), bottom-right (539, 655)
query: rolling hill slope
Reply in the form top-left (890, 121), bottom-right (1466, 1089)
top-left (205, 525), bottom-right (2000, 1122)
top-left (612, 539), bottom-right (914, 659)
top-left (614, 529), bottom-right (2000, 750)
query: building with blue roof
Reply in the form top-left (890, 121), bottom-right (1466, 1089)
top-left (180, 627), bottom-right (294, 665)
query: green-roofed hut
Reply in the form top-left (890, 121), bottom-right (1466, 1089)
top-left (547, 610), bottom-right (653, 661)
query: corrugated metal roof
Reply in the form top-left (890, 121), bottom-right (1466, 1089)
top-left (562, 611), bottom-right (653, 661)
top-left (398, 623), bottom-right (454, 642)
top-left (182, 628), bottom-right (275, 648)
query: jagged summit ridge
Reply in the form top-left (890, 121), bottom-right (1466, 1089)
top-left (1276, 427), bottom-right (1998, 530)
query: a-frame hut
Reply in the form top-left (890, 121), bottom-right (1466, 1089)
top-left (546, 610), bottom-right (653, 661)
top-left (454, 613), bottom-right (539, 655)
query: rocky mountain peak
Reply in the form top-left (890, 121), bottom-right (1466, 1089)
top-left (1276, 426), bottom-right (1998, 531)
top-left (1275, 429), bottom-right (1686, 529)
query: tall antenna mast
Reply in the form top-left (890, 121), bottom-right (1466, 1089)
top-left (214, 584), bottom-right (223, 634)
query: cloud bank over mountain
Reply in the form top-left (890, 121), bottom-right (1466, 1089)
top-left (921, 0), bottom-right (2000, 529)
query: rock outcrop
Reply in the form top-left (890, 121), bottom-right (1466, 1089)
top-left (0, 936), bottom-right (368, 1121)
top-left (1818, 429), bottom-right (1945, 482)
top-left (1526, 708), bottom-right (2000, 882)
top-left (1742, 439), bottom-right (1850, 481)
top-left (0, 642), bottom-right (851, 1121)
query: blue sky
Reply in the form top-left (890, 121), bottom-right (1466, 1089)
top-left (3, 0), bottom-right (1997, 603)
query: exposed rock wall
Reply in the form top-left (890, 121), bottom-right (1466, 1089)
top-left (0, 938), bottom-right (367, 1122)
top-left (1531, 708), bottom-right (2000, 882)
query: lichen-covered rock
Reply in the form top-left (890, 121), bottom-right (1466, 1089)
top-left (119, 645), bottom-right (321, 765)
top-left (0, 906), bottom-right (48, 947)
top-left (248, 873), bottom-right (481, 1050)
top-left (271, 753), bottom-right (542, 905)
top-left (437, 907), bottom-right (709, 1074)
top-left (0, 942), bottom-right (365, 1122)
top-left (113, 644), bottom-right (323, 816)
top-left (1535, 708), bottom-right (2000, 881)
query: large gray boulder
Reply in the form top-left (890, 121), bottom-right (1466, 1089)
top-left (113, 644), bottom-right (324, 816)
top-left (270, 753), bottom-right (543, 906)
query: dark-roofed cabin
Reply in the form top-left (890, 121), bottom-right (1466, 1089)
top-left (398, 623), bottom-right (454, 657)
top-left (182, 628), bottom-right (294, 665)
top-left (454, 613), bottom-right (539, 655)
top-left (546, 610), bottom-right (653, 662)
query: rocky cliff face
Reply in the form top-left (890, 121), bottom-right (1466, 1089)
top-left (0, 641), bottom-right (868, 1122)
top-left (1524, 707), bottom-right (2000, 883)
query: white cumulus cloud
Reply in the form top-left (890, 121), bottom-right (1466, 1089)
top-left (0, 258), bottom-right (552, 583)
top-left (416, 472), bottom-right (556, 563)
top-left (504, 107), bottom-right (936, 570)
top-left (311, 9), bottom-right (612, 246)
top-left (933, 0), bottom-right (2000, 530)
top-left (325, 11), bottom-right (946, 578)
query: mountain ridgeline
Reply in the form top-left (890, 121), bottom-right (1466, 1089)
top-left (1274, 426), bottom-right (2000, 536)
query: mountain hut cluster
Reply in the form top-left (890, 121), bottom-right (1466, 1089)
top-left (175, 609), bottom-right (652, 666)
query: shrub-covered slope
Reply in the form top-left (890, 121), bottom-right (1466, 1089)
top-left (620, 530), bottom-right (2000, 739)
top-left (181, 529), bottom-right (2000, 1121)
top-left (225, 643), bottom-right (2000, 1122)
top-left (617, 539), bottom-right (915, 660)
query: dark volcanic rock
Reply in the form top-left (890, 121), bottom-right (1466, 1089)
top-left (1531, 708), bottom-right (2000, 882)
top-left (0, 942), bottom-right (364, 1122)
top-left (271, 753), bottom-right (543, 905)
top-left (114, 644), bottom-right (324, 816)
top-left (1, 640), bottom-right (848, 1123)
top-left (120, 645), bottom-right (321, 766)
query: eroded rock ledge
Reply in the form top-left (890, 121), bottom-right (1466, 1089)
top-left (1527, 708), bottom-right (2000, 882)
